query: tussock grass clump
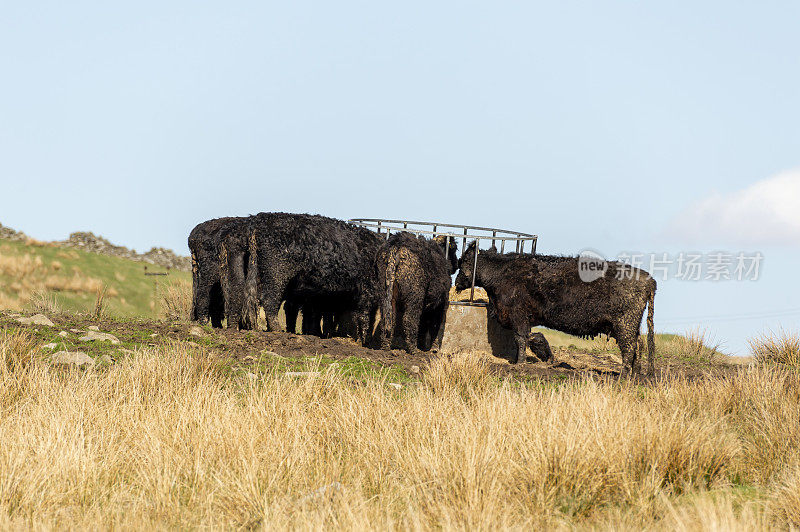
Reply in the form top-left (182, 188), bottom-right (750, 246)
top-left (0, 328), bottom-right (38, 375)
top-left (750, 330), bottom-right (800, 367)
top-left (0, 338), bottom-right (799, 528)
top-left (772, 461), bottom-right (800, 527)
top-left (158, 280), bottom-right (192, 322)
top-left (422, 351), bottom-right (495, 398)
top-left (27, 289), bottom-right (60, 314)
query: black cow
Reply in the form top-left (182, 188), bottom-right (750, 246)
top-left (376, 232), bottom-right (458, 354)
top-left (188, 217), bottom-right (245, 327)
top-left (247, 213), bottom-right (383, 344)
top-left (455, 242), bottom-right (656, 375)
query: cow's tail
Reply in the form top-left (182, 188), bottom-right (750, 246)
top-left (241, 228), bottom-right (259, 330)
top-left (380, 252), bottom-right (399, 349)
top-left (646, 280), bottom-right (656, 377)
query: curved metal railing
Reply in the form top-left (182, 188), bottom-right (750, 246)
top-left (349, 218), bottom-right (538, 306)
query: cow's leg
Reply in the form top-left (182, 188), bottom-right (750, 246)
top-left (380, 289), bottom-right (396, 350)
top-left (402, 295), bottom-right (424, 355)
top-left (321, 312), bottom-right (334, 338)
top-left (208, 282), bottom-right (225, 328)
top-left (284, 300), bottom-right (300, 334)
top-left (190, 252), bottom-right (199, 321)
top-left (615, 328), bottom-right (637, 376)
top-left (426, 302), bottom-right (448, 352)
top-left (221, 249), bottom-right (246, 329)
top-left (194, 266), bottom-right (214, 325)
top-left (633, 334), bottom-right (644, 375)
top-left (261, 291), bottom-right (283, 332)
top-left (302, 306), bottom-right (323, 336)
top-left (511, 316), bottom-right (530, 364)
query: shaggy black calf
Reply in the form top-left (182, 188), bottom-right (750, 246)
top-left (248, 213), bottom-right (383, 343)
top-left (455, 242), bottom-right (656, 375)
top-left (376, 232), bottom-right (458, 355)
top-left (188, 217), bottom-right (243, 327)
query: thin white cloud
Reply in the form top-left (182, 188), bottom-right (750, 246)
top-left (668, 169), bottom-right (800, 246)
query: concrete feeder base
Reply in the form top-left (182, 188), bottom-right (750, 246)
top-left (439, 303), bottom-right (517, 361)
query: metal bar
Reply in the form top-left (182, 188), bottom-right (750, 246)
top-left (377, 220), bottom-right (382, 234)
top-left (500, 239), bottom-right (505, 253)
top-left (469, 244), bottom-right (479, 304)
top-left (491, 230), bottom-right (496, 248)
top-left (532, 236), bottom-right (537, 255)
top-left (403, 222), bottom-right (407, 229)
top-left (350, 220), bottom-right (536, 242)
top-left (463, 227), bottom-right (467, 252)
top-left (348, 218), bottom-right (536, 238)
top-left (444, 235), bottom-right (449, 259)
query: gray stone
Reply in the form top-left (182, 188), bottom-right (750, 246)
top-left (189, 326), bottom-right (206, 337)
top-left (16, 314), bottom-right (54, 327)
top-left (51, 351), bottom-right (95, 368)
top-left (42, 343), bottom-right (58, 350)
top-left (410, 365), bottom-right (420, 374)
top-left (88, 325), bottom-right (100, 331)
top-left (58, 331), bottom-right (68, 338)
top-left (79, 330), bottom-right (120, 345)
top-left (387, 383), bottom-right (403, 390)
top-left (285, 371), bottom-right (321, 378)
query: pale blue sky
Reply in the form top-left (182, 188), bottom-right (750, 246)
top-left (2, 1), bottom-right (799, 354)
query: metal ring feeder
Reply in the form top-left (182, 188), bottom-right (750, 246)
top-left (348, 218), bottom-right (538, 306)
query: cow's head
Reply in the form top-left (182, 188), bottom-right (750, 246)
top-left (433, 235), bottom-right (459, 275)
top-left (455, 240), bottom-right (478, 291)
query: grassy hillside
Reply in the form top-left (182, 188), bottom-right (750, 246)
top-left (0, 237), bottom-right (190, 318)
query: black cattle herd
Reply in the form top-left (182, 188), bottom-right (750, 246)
top-left (189, 213), bottom-right (657, 375)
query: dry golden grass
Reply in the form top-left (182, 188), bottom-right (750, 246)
top-left (26, 289), bottom-right (61, 314)
top-left (158, 279), bottom-right (192, 322)
top-left (750, 330), bottom-right (800, 367)
top-left (1, 332), bottom-right (799, 529)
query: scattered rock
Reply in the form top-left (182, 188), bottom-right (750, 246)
top-left (51, 351), bottom-right (94, 368)
top-left (42, 343), bottom-right (58, 350)
top-left (58, 331), bottom-right (68, 338)
top-left (410, 365), bottom-right (420, 374)
top-left (285, 371), bottom-right (321, 378)
top-left (16, 314), bottom-right (54, 327)
top-left (79, 330), bottom-right (120, 345)
top-left (88, 325), bottom-right (100, 331)
top-left (189, 326), bottom-right (206, 337)
top-left (60, 231), bottom-right (190, 271)
top-left (70, 329), bottom-right (81, 334)
top-left (299, 482), bottom-right (343, 504)
top-left (387, 382), bottom-right (403, 390)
